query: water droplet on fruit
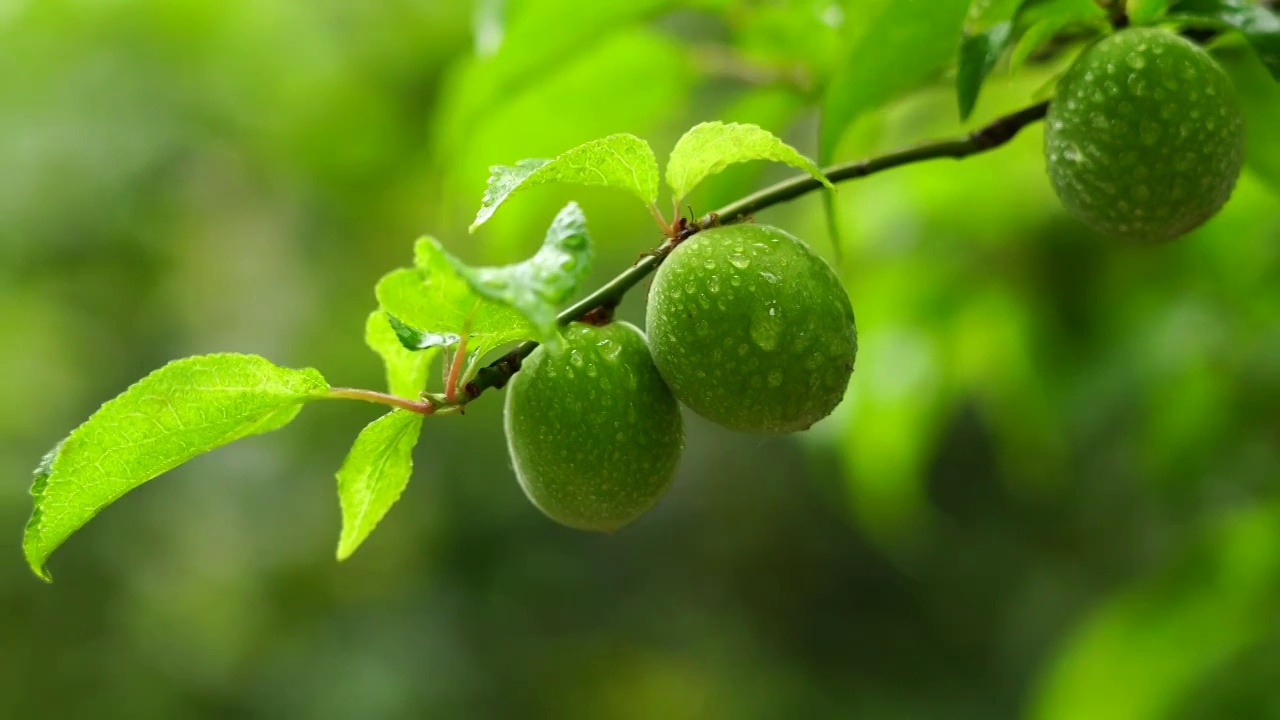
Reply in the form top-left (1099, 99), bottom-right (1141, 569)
top-left (749, 312), bottom-right (781, 351)
top-left (729, 253), bottom-right (750, 269)
top-left (597, 339), bottom-right (621, 362)
top-left (767, 370), bottom-right (783, 388)
top-left (569, 351), bottom-right (583, 367)
top-left (707, 277), bottom-right (720, 293)
top-left (1125, 52), bottom-right (1147, 70)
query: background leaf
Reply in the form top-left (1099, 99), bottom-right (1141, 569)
top-left (820, 0), bottom-right (972, 161)
top-left (23, 354), bottom-right (329, 580)
top-left (365, 311), bottom-right (438, 399)
top-left (956, 0), bottom-right (1027, 120)
top-left (1128, 0), bottom-right (1171, 24)
top-left (433, 0), bottom-right (677, 164)
top-left (1220, 44), bottom-right (1280, 190)
top-left (336, 410), bottom-right (424, 560)
top-left (469, 134), bottom-right (658, 230)
top-left (458, 203), bottom-right (591, 341)
top-left (1168, 0), bottom-right (1280, 78)
top-left (1009, 0), bottom-right (1110, 71)
top-left (1032, 504), bottom-right (1280, 720)
top-left (665, 122), bottom-right (833, 202)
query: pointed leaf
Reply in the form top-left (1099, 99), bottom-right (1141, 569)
top-left (336, 410), bottom-right (424, 560)
top-left (820, 0), bottom-right (972, 161)
top-left (365, 311), bottom-right (439, 399)
top-left (957, 0), bottom-right (1028, 119)
top-left (457, 202), bottom-right (591, 340)
top-left (664, 122), bottom-right (834, 202)
top-left (470, 134), bottom-right (658, 230)
top-left (1169, 0), bottom-right (1280, 79)
top-left (24, 354), bottom-right (329, 580)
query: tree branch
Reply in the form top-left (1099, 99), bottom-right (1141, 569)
top-left (458, 100), bottom-right (1051, 402)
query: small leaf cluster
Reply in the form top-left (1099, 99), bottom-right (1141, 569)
top-left (23, 121), bottom-right (833, 576)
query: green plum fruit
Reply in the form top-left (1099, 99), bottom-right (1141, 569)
top-left (646, 223), bottom-right (857, 434)
top-left (504, 322), bottom-right (683, 532)
top-left (1044, 27), bottom-right (1245, 242)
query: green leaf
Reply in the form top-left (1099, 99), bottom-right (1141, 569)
top-left (375, 238), bottom-right (535, 360)
top-left (1008, 0), bottom-right (1110, 72)
top-left (24, 354), bottom-right (329, 580)
top-left (1168, 0), bottom-right (1280, 79)
top-left (365, 311), bottom-right (438, 399)
top-left (958, 22), bottom-right (1017, 119)
top-left (378, 205), bottom-right (592, 354)
top-left (336, 410), bottom-right (423, 560)
top-left (664, 122), bottom-right (834, 203)
top-left (457, 202), bottom-right (591, 340)
top-left (956, 0), bottom-right (1028, 120)
top-left (821, 0), bottom-right (972, 161)
top-left (433, 0), bottom-right (676, 161)
top-left (1128, 0), bottom-right (1171, 24)
top-left (1220, 45), bottom-right (1280, 189)
top-left (469, 134), bottom-right (658, 230)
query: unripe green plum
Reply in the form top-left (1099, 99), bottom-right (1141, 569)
top-left (1044, 27), bottom-right (1245, 242)
top-left (646, 224), bottom-right (857, 434)
top-left (504, 322), bottom-right (683, 532)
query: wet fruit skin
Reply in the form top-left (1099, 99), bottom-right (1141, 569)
top-left (504, 321), bottom-right (683, 532)
top-left (646, 223), bottom-right (857, 434)
top-left (1045, 27), bottom-right (1245, 243)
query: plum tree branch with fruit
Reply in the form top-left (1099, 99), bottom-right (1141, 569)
top-left (458, 98), bottom-right (1053, 405)
top-left (20, 1), bottom-right (1280, 580)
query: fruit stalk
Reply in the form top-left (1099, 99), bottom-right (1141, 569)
top-left (461, 100), bottom-right (1052, 402)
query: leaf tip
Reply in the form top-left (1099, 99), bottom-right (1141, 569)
top-left (335, 539), bottom-right (357, 562)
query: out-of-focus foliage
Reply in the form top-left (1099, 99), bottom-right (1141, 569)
top-left (2, 0), bottom-right (1278, 718)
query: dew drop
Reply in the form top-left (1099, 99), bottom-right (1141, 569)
top-left (767, 370), bottom-right (783, 388)
top-left (749, 311), bottom-right (781, 351)
top-left (729, 253), bottom-right (750, 269)
top-left (597, 339), bottom-right (622, 362)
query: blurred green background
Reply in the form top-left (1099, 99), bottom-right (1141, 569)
top-left (3, 0), bottom-right (1279, 717)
